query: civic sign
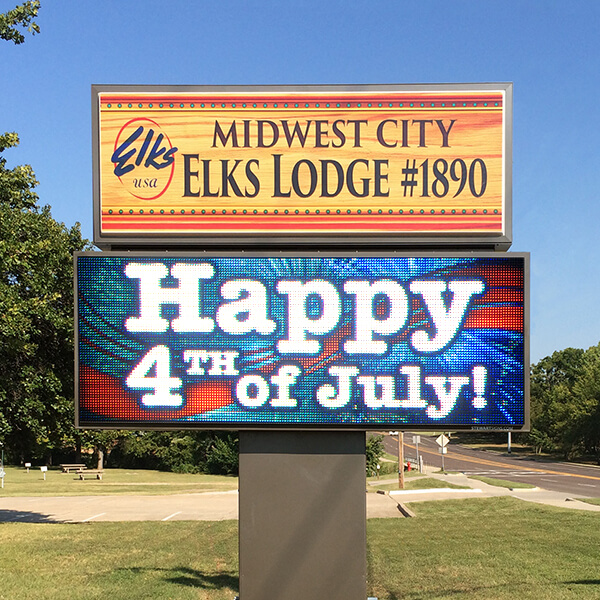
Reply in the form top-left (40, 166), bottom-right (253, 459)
top-left (92, 84), bottom-right (512, 248)
top-left (75, 252), bottom-right (528, 430)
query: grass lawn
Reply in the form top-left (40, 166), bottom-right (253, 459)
top-left (469, 475), bottom-right (536, 489)
top-left (0, 466), bottom-right (238, 497)
top-left (577, 497), bottom-right (600, 506)
top-left (1, 498), bottom-right (599, 599)
top-left (0, 520), bottom-right (238, 600)
top-left (370, 478), bottom-right (470, 492)
top-left (368, 497), bottom-right (600, 600)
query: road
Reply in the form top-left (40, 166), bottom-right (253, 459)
top-left (383, 432), bottom-right (600, 497)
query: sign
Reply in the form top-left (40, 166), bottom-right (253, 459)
top-left (75, 252), bottom-right (528, 430)
top-left (436, 434), bottom-right (449, 447)
top-left (92, 84), bottom-right (512, 248)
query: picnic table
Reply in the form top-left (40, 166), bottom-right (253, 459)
top-left (60, 464), bottom-right (87, 473)
top-left (77, 469), bottom-right (104, 480)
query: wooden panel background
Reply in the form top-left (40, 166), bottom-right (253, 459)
top-left (97, 90), bottom-right (506, 237)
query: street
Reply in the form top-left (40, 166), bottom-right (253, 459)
top-left (383, 433), bottom-right (600, 497)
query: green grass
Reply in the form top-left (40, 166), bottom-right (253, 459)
top-left (367, 469), bottom-right (421, 483)
top-left (0, 466), bottom-right (238, 497)
top-left (367, 497), bottom-right (600, 600)
top-left (0, 520), bottom-right (238, 600)
top-left (1, 498), bottom-right (599, 599)
top-left (371, 478), bottom-right (470, 492)
top-left (469, 475), bottom-right (536, 489)
top-left (577, 497), bottom-right (600, 506)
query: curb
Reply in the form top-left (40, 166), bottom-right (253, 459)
top-left (397, 503), bottom-right (416, 518)
top-left (389, 488), bottom-right (482, 496)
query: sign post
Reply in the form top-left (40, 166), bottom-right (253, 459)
top-left (239, 431), bottom-right (366, 600)
top-left (436, 434), bottom-right (449, 472)
top-left (413, 435), bottom-right (421, 468)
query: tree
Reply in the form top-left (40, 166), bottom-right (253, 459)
top-left (0, 1), bottom-right (40, 44)
top-left (0, 0), bottom-right (92, 464)
top-left (529, 347), bottom-right (585, 456)
top-left (0, 132), bottom-right (88, 462)
top-left (529, 345), bottom-right (600, 460)
top-left (366, 434), bottom-right (384, 476)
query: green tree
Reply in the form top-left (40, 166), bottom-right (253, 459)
top-left (0, 1), bottom-right (40, 45)
top-left (0, 132), bottom-right (88, 462)
top-left (109, 431), bottom-right (239, 475)
top-left (529, 346), bottom-right (600, 460)
top-left (570, 344), bottom-right (600, 460)
top-left (366, 434), bottom-right (384, 476)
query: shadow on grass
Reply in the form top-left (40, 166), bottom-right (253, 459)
top-left (0, 509), bottom-right (65, 523)
top-left (117, 566), bottom-right (238, 592)
top-left (566, 580), bottom-right (600, 585)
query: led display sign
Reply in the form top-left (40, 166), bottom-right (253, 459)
top-left (75, 252), bottom-right (528, 430)
top-left (92, 84), bottom-right (512, 248)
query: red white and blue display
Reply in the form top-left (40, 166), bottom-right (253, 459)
top-left (75, 253), bottom-right (528, 430)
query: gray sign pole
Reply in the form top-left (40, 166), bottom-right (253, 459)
top-left (239, 431), bottom-right (367, 600)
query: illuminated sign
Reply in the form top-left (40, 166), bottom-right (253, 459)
top-left (92, 84), bottom-right (512, 248)
top-left (75, 252), bottom-right (528, 430)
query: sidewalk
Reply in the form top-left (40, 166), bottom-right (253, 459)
top-left (369, 471), bottom-right (600, 513)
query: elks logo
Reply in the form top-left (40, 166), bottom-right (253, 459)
top-left (111, 118), bottom-right (178, 200)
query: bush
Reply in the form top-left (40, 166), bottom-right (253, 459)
top-left (366, 435), bottom-right (384, 476)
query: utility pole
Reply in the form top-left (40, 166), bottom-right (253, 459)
top-left (398, 432), bottom-right (404, 489)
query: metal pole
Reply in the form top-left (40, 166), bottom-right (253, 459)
top-left (507, 431), bottom-right (512, 454)
top-left (398, 432), bottom-right (405, 490)
top-left (441, 446), bottom-right (445, 472)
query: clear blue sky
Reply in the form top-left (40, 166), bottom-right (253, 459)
top-left (2, 0), bottom-right (599, 364)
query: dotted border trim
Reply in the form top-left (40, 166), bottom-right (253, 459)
top-left (105, 101), bottom-right (500, 110)
top-left (107, 208), bottom-right (499, 216)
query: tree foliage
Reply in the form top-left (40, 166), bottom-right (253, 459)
top-left (529, 345), bottom-right (600, 460)
top-left (108, 431), bottom-right (239, 475)
top-left (0, 0), bottom-right (40, 45)
top-left (0, 132), bottom-right (88, 461)
top-left (366, 434), bottom-right (384, 476)
top-left (0, 2), bottom-right (244, 475)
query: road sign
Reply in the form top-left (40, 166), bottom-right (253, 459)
top-left (436, 434), bottom-right (449, 447)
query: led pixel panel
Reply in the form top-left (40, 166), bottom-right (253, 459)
top-left (75, 252), bottom-right (529, 430)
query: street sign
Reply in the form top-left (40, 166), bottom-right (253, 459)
top-left (436, 434), bottom-right (449, 447)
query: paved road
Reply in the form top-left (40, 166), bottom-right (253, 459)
top-left (383, 432), bottom-right (600, 497)
top-left (0, 489), bottom-right (405, 523)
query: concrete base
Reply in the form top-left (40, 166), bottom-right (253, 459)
top-left (239, 431), bottom-right (367, 600)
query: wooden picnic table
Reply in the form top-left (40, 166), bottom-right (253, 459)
top-left (60, 464), bottom-right (87, 473)
top-left (77, 469), bottom-right (104, 480)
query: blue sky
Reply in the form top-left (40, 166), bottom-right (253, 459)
top-left (2, 0), bottom-right (599, 364)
